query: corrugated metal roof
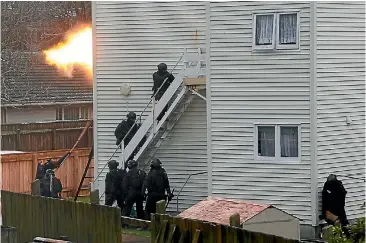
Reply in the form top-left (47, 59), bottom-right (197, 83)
top-left (178, 196), bottom-right (271, 225)
top-left (1, 51), bottom-right (92, 106)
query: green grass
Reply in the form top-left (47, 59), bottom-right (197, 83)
top-left (121, 227), bottom-right (151, 238)
top-left (67, 196), bottom-right (90, 203)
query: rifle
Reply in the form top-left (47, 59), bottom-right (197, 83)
top-left (165, 188), bottom-right (175, 210)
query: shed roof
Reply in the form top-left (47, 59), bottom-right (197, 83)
top-left (1, 51), bottom-right (92, 106)
top-left (178, 196), bottom-right (272, 226)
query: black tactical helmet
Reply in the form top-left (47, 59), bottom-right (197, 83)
top-left (126, 111), bottom-right (136, 120)
top-left (157, 63), bottom-right (168, 73)
top-left (127, 160), bottom-right (138, 169)
top-left (150, 158), bottom-right (162, 169)
top-left (108, 160), bottom-right (119, 169)
top-left (327, 174), bottom-right (337, 182)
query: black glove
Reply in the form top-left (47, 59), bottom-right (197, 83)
top-left (168, 193), bottom-right (174, 201)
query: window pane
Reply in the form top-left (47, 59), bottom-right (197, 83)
top-left (1, 109), bottom-right (6, 124)
top-left (258, 126), bottom-right (275, 157)
top-left (80, 107), bottom-right (89, 119)
top-left (56, 108), bottom-right (63, 121)
top-left (64, 107), bottom-right (79, 120)
top-left (255, 14), bottom-right (274, 45)
top-left (280, 127), bottom-right (298, 157)
top-left (279, 13), bottom-right (297, 45)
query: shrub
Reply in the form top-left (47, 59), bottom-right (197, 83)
top-left (328, 218), bottom-right (365, 243)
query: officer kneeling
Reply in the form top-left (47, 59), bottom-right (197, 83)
top-left (142, 158), bottom-right (174, 220)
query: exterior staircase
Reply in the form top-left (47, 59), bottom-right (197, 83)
top-left (119, 48), bottom-right (206, 167)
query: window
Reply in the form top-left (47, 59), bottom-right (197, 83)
top-left (255, 125), bottom-right (300, 160)
top-left (80, 106), bottom-right (92, 120)
top-left (56, 106), bottom-right (92, 121)
top-left (1, 109), bottom-right (6, 124)
top-left (63, 107), bottom-right (80, 121)
top-left (56, 107), bottom-right (63, 120)
top-left (253, 12), bottom-right (299, 50)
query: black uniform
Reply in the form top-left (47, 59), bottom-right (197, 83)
top-left (322, 174), bottom-right (349, 227)
top-left (152, 63), bottom-right (175, 122)
top-left (35, 153), bottom-right (69, 180)
top-left (142, 158), bottom-right (173, 220)
top-left (105, 160), bottom-right (126, 210)
top-left (122, 160), bottom-right (146, 219)
top-left (115, 112), bottom-right (147, 162)
top-left (115, 112), bottom-right (139, 147)
top-left (40, 169), bottom-right (63, 198)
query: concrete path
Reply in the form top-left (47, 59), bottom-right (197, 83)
top-left (122, 234), bottom-right (150, 243)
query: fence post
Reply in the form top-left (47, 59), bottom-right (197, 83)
top-left (90, 189), bottom-right (99, 204)
top-left (229, 213), bottom-right (240, 227)
top-left (156, 200), bottom-right (166, 214)
top-left (16, 129), bottom-right (21, 150)
top-left (52, 129), bottom-right (57, 150)
top-left (31, 180), bottom-right (41, 196)
top-left (32, 153), bottom-right (38, 180)
top-left (73, 151), bottom-right (80, 196)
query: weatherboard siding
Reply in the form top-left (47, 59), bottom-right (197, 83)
top-left (316, 2), bottom-right (365, 220)
top-left (93, 1), bottom-right (207, 201)
top-left (152, 94), bottom-right (208, 213)
top-left (209, 2), bottom-right (312, 224)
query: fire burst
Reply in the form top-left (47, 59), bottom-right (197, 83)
top-left (43, 25), bottom-right (93, 79)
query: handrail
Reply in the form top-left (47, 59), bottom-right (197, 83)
top-left (93, 52), bottom-right (184, 182)
top-left (175, 171), bottom-right (208, 213)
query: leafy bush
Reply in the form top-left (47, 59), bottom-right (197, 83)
top-left (328, 218), bottom-right (365, 243)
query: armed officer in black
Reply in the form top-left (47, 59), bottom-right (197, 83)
top-left (122, 160), bottom-right (146, 219)
top-left (152, 63), bottom-right (175, 122)
top-left (142, 158), bottom-right (174, 220)
top-left (105, 160), bottom-right (126, 211)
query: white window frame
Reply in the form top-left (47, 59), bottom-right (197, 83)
top-left (252, 13), bottom-right (276, 50)
top-left (254, 123), bottom-right (301, 162)
top-left (276, 12), bottom-right (300, 50)
top-left (252, 11), bottom-right (300, 51)
top-left (56, 106), bottom-right (93, 121)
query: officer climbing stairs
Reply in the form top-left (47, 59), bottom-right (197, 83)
top-left (94, 48), bottom-right (207, 206)
top-left (119, 47), bottom-right (207, 167)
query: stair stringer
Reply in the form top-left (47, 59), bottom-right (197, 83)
top-left (120, 70), bottom-right (185, 164)
top-left (130, 84), bottom-right (189, 163)
top-left (137, 91), bottom-right (196, 170)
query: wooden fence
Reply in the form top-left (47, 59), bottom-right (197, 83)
top-left (151, 214), bottom-right (300, 243)
top-left (1, 148), bottom-right (93, 198)
top-left (1, 120), bottom-right (93, 151)
top-left (1, 190), bottom-right (121, 243)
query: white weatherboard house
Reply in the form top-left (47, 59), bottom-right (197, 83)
top-left (92, 1), bottom-right (365, 238)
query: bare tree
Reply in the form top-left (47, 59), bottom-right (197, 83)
top-left (1, 1), bottom-right (91, 105)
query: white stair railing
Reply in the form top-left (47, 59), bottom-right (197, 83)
top-left (121, 70), bottom-right (185, 164)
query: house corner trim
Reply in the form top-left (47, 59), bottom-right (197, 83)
top-left (206, 2), bottom-right (213, 196)
top-left (310, 1), bottom-right (318, 227)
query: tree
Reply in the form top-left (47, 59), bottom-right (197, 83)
top-left (1, 1), bottom-right (91, 105)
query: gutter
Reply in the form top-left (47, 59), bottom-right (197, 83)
top-left (1, 101), bottom-right (92, 108)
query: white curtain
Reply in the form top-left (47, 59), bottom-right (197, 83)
top-left (256, 15), bottom-right (274, 45)
top-left (280, 127), bottom-right (298, 157)
top-left (258, 126), bottom-right (275, 157)
top-left (279, 13), bottom-right (297, 44)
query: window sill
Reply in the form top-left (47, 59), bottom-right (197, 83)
top-left (254, 157), bottom-right (301, 163)
top-left (251, 48), bottom-right (301, 54)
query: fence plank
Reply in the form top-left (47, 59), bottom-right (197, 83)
top-left (1, 120), bottom-right (93, 152)
top-left (2, 148), bottom-right (93, 197)
top-left (1, 190), bottom-right (121, 243)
